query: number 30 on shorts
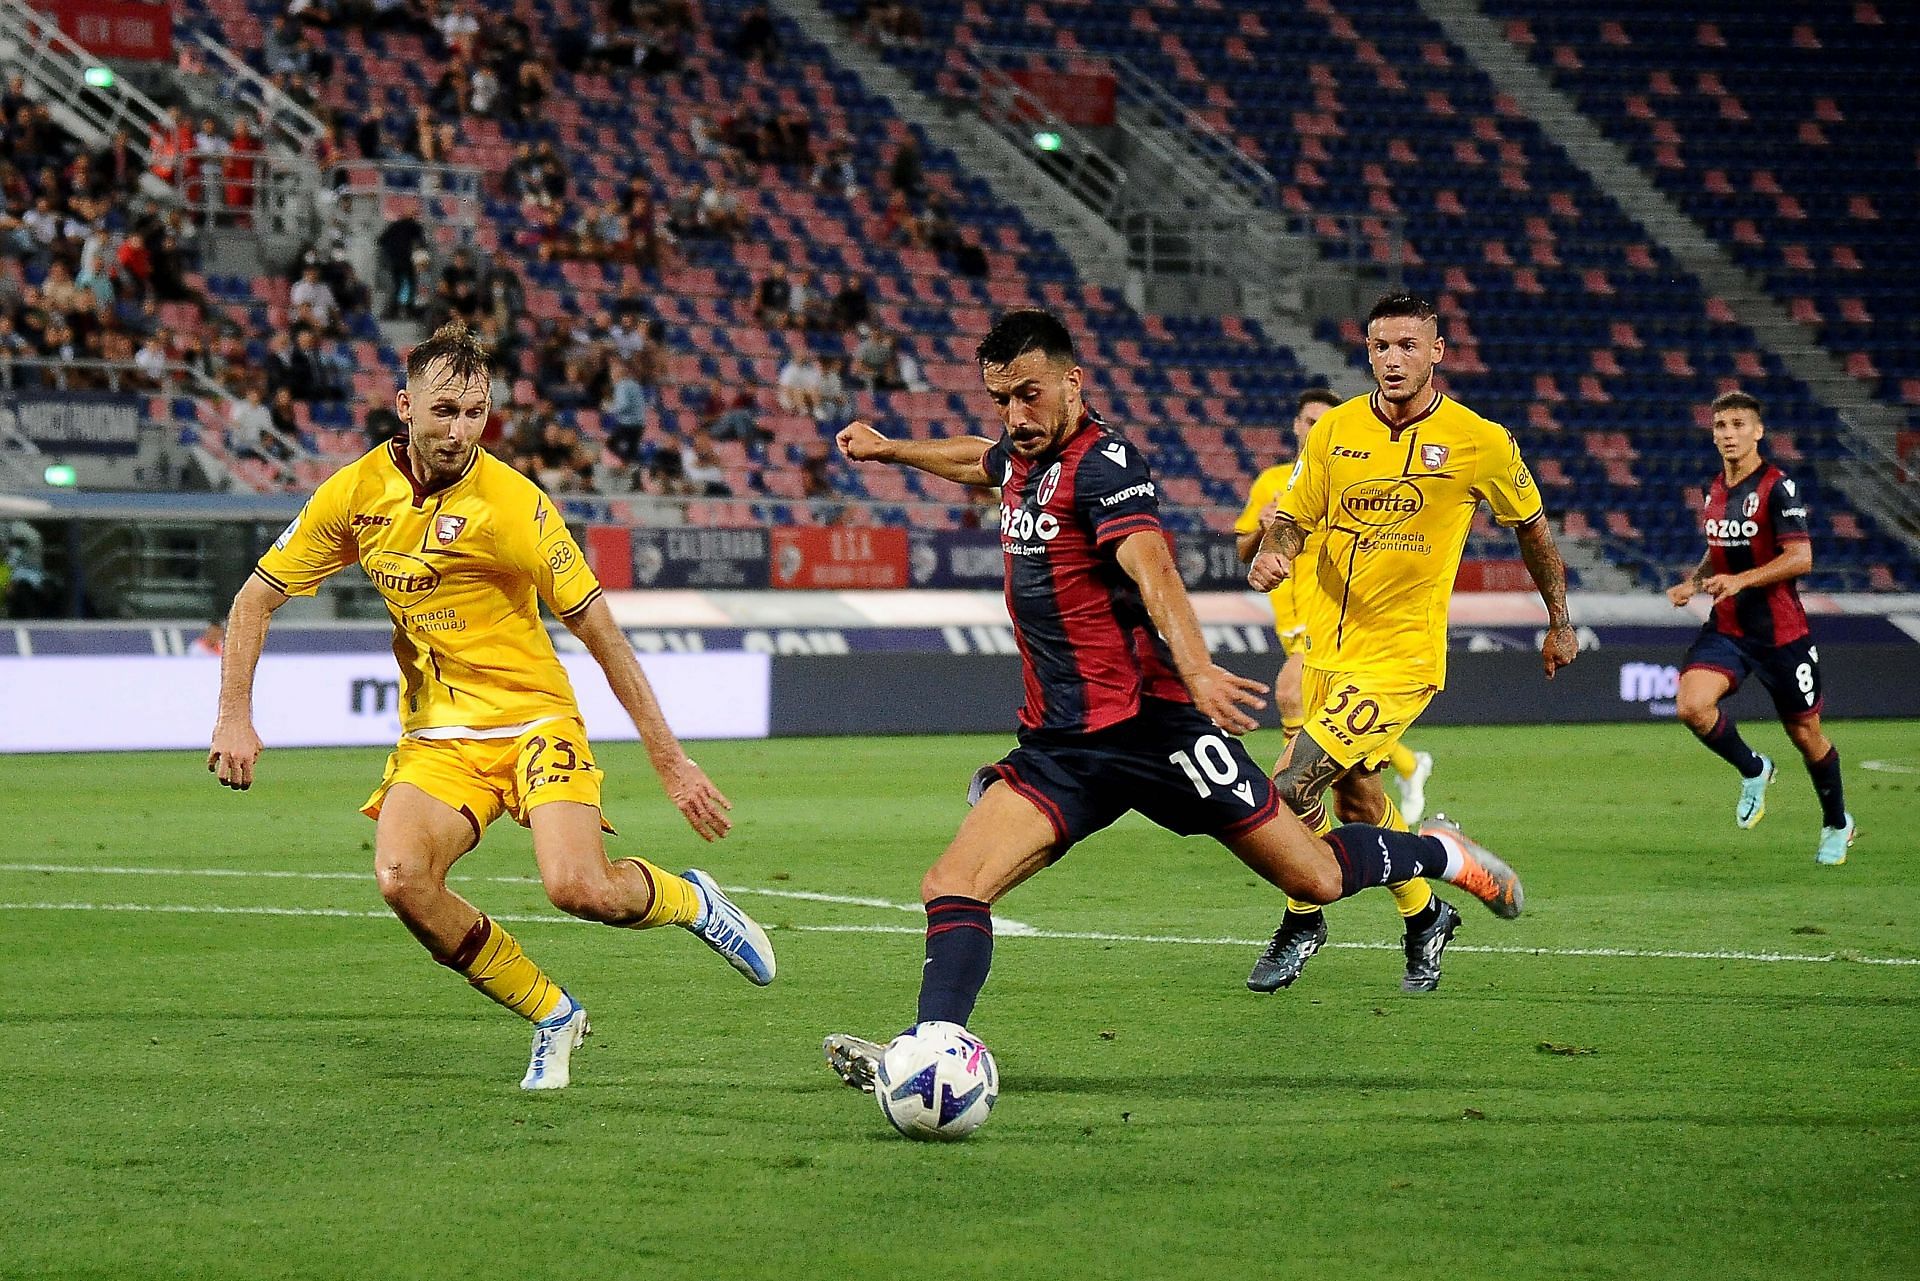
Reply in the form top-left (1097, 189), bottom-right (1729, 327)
top-left (1169, 734), bottom-right (1249, 799)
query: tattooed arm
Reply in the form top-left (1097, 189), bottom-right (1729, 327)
top-left (1515, 517), bottom-right (1577, 679)
top-left (1248, 514), bottom-right (1308, 592)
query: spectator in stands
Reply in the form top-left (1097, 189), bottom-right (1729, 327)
top-left (223, 119), bottom-right (262, 227)
top-left (470, 62), bottom-right (502, 117)
top-left (896, 344), bottom-right (930, 393)
top-left (887, 138), bottom-right (925, 203)
top-left (94, 129), bottom-right (141, 200)
top-left (777, 348), bottom-right (824, 418)
top-left (268, 385), bottom-right (301, 442)
top-left (265, 15), bottom-right (305, 76)
top-left (377, 211), bottom-right (428, 317)
top-left (74, 227), bottom-right (117, 307)
top-left (602, 356), bottom-right (650, 464)
top-left (291, 264), bottom-right (341, 332)
top-left (696, 377), bottom-right (762, 445)
top-left (816, 354), bottom-right (854, 426)
top-left (754, 263), bottom-right (794, 327)
top-left (829, 276), bottom-right (870, 331)
top-left (730, 4), bottom-right (777, 64)
top-left (133, 328), bottom-right (171, 387)
top-left (534, 419), bottom-right (597, 494)
top-left (227, 385), bottom-right (298, 482)
top-left (689, 113), bottom-right (720, 160)
top-left (696, 176), bottom-right (745, 239)
top-left (437, 1), bottom-right (482, 59)
top-left (812, 139), bottom-right (858, 199)
top-left (437, 246), bottom-right (480, 320)
top-left (680, 429), bottom-right (731, 495)
top-left (851, 325), bottom-right (897, 390)
top-left (509, 61), bottom-right (551, 124)
top-left (953, 232), bottom-right (988, 278)
top-left (365, 403), bottom-right (405, 447)
top-left (265, 329), bottom-right (318, 402)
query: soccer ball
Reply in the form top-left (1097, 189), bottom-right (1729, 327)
top-left (874, 1021), bottom-right (999, 1141)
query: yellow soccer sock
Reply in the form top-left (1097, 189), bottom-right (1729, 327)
top-left (440, 916), bottom-right (566, 1023)
top-left (1285, 896), bottom-right (1321, 914)
top-left (1377, 794), bottom-right (1408, 832)
top-left (617, 857), bottom-right (703, 929)
top-left (1388, 877), bottom-right (1433, 918)
top-left (1387, 742), bottom-right (1418, 780)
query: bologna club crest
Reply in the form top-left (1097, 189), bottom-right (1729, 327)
top-left (1035, 462), bottom-right (1063, 507)
top-left (435, 514), bottom-right (468, 546)
top-left (1742, 492), bottom-right (1761, 518)
top-left (1419, 444), bottom-right (1450, 470)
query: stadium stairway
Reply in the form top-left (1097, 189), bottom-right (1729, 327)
top-left (827, 0), bottom-right (1917, 592)
top-left (1417, 0), bottom-right (1920, 552)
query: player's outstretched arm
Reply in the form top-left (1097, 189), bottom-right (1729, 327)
top-left (1247, 514), bottom-right (1305, 591)
top-left (1515, 517), bottom-right (1577, 678)
top-left (208, 574), bottom-right (289, 791)
top-left (563, 595), bottom-right (732, 841)
top-left (835, 420), bottom-right (995, 486)
top-left (1115, 531), bottom-right (1267, 734)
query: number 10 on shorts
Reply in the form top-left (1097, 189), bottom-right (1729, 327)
top-left (1170, 734), bottom-right (1257, 806)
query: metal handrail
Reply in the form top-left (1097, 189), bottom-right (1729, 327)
top-left (950, 53), bottom-right (1129, 225)
top-left (970, 43), bottom-right (1277, 211)
top-left (190, 32), bottom-right (325, 158)
top-left (0, 0), bottom-right (173, 157)
top-left (0, 356), bottom-right (208, 395)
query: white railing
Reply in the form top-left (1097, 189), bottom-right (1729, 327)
top-left (0, 0), bottom-right (172, 158)
top-left (190, 32), bottom-right (325, 158)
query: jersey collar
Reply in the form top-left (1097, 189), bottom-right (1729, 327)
top-left (387, 438), bottom-right (480, 506)
top-left (1368, 389), bottom-right (1444, 440)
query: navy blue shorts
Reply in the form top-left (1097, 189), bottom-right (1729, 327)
top-left (1682, 627), bottom-right (1824, 722)
top-left (969, 698), bottom-right (1283, 856)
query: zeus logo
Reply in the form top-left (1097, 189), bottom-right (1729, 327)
top-left (1000, 507), bottom-right (1060, 542)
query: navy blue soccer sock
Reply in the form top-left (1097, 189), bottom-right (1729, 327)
top-left (917, 896), bottom-right (993, 1026)
top-left (1325, 826), bottom-right (1449, 900)
top-left (1695, 710), bottom-right (1765, 778)
top-left (1805, 745), bottom-right (1848, 828)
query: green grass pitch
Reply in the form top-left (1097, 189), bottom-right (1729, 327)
top-left (4, 722), bottom-right (1917, 1280)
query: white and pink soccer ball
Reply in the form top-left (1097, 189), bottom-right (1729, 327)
top-left (874, 1021), bottom-right (1000, 1140)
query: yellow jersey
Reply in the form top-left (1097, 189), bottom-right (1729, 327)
top-left (1277, 391), bottom-right (1542, 687)
top-left (1234, 462), bottom-right (1322, 635)
top-left (254, 440), bottom-right (603, 734)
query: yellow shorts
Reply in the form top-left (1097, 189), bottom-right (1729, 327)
top-left (1269, 590), bottom-right (1309, 658)
top-left (1300, 669), bottom-right (1436, 771)
top-left (361, 716), bottom-right (612, 835)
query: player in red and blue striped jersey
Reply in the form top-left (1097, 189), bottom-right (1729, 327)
top-left (820, 310), bottom-right (1528, 1093)
top-left (1667, 391), bottom-right (1855, 864)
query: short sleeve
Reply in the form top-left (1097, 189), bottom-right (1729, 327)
top-left (504, 493), bottom-right (603, 618)
top-left (1275, 419), bottom-right (1332, 532)
top-left (981, 439), bottom-right (1011, 487)
top-left (253, 469), bottom-right (356, 596)
top-left (1769, 474), bottom-right (1811, 542)
top-left (1468, 421), bottom-right (1545, 528)
top-left (1074, 434), bottom-right (1163, 548)
top-left (1234, 467), bottom-right (1287, 535)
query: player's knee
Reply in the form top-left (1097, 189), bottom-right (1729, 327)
top-left (544, 870), bottom-right (624, 923)
top-left (375, 857), bottom-right (440, 912)
top-left (1675, 693), bottom-right (1718, 732)
top-left (921, 864), bottom-right (970, 904)
top-left (1291, 860), bottom-right (1343, 906)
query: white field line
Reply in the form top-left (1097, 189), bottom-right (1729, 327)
top-left (0, 862), bottom-right (1038, 933)
top-left (2, 898), bottom-right (1916, 967)
top-left (1861, 759), bottom-right (1920, 775)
